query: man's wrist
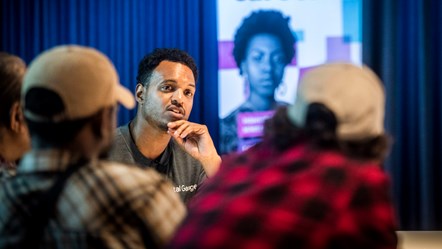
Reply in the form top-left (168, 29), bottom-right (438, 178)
top-left (201, 154), bottom-right (222, 177)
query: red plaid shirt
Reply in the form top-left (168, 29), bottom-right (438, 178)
top-left (169, 139), bottom-right (397, 249)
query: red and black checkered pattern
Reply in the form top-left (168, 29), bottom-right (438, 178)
top-left (169, 138), bottom-right (397, 249)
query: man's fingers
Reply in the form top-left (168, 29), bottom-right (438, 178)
top-left (168, 121), bottom-right (207, 139)
top-left (167, 120), bottom-right (186, 128)
top-left (174, 123), bottom-right (191, 138)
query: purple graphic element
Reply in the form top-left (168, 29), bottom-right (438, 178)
top-left (218, 41), bottom-right (297, 69)
top-left (218, 41), bottom-right (237, 69)
top-left (298, 65), bottom-right (317, 82)
top-left (326, 36), bottom-right (351, 62)
top-left (237, 111), bottom-right (274, 138)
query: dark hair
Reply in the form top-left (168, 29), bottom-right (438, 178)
top-left (136, 48), bottom-right (198, 86)
top-left (0, 52), bottom-right (26, 128)
top-left (233, 10), bottom-right (296, 70)
top-left (264, 104), bottom-right (391, 162)
top-left (24, 88), bottom-right (99, 147)
top-left (26, 117), bottom-right (95, 147)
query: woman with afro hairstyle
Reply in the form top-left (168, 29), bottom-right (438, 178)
top-left (220, 10), bottom-right (296, 154)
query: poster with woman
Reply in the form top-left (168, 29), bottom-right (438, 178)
top-left (218, 0), bottom-right (362, 154)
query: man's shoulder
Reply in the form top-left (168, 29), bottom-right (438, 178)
top-left (115, 123), bottom-right (129, 137)
top-left (112, 124), bottom-right (130, 146)
top-left (221, 104), bottom-right (256, 126)
top-left (108, 123), bottom-right (135, 163)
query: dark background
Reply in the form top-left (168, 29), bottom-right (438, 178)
top-left (1, 0), bottom-right (441, 230)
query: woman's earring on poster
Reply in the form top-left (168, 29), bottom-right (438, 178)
top-left (277, 83), bottom-right (287, 96)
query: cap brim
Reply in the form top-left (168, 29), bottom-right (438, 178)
top-left (116, 84), bottom-right (136, 109)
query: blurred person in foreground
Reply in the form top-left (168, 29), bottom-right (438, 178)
top-left (0, 45), bottom-right (185, 248)
top-left (0, 52), bottom-right (30, 179)
top-left (169, 63), bottom-right (398, 249)
top-left (109, 48), bottom-right (221, 204)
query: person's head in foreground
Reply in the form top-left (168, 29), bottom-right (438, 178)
top-left (0, 45), bottom-right (185, 248)
top-left (283, 62), bottom-right (390, 160)
top-left (0, 52), bottom-right (30, 170)
top-left (22, 45), bottom-right (135, 156)
top-left (169, 63), bottom-right (398, 249)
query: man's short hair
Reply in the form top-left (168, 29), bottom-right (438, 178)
top-left (136, 48), bottom-right (198, 86)
top-left (0, 52), bottom-right (26, 127)
top-left (233, 10), bottom-right (296, 69)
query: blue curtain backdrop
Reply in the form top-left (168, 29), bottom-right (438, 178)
top-left (1, 0), bottom-right (441, 230)
top-left (0, 0), bottom-right (219, 145)
top-left (364, 1), bottom-right (442, 229)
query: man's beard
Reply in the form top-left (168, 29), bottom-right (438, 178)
top-left (145, 114), bottom-right (170, 132)
top-left (159, 121), bottom-right (169, 132)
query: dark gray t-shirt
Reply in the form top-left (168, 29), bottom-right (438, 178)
top-left (108, 123), bottom-right (207, 203)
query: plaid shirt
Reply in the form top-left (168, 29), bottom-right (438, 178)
top-left (0, 149), bottom-right (186, 248)
top-left (0, 157), bottom-right (16, 181)
top-left (169, 140), bottom-right (397, 249)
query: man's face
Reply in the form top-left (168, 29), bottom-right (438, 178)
top-left (241, 33), bottom-right (286, 98)
top-left (137, 60), bottom-right (196, 131)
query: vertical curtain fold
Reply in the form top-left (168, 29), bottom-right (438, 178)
top-left (2, 0), bottom-right (219, 145)
top-left (364, 0), bottom-right (442, 229)
top-left (1, 0), bottom-right (218, 145)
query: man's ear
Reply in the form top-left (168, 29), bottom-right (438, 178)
top-left (10, 102), bottom-right (24, 132)
top-left (135, 83), bottom-right (145, 103)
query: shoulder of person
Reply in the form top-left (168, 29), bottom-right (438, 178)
top-left (353, 160), bottom-right (390, 184)
top-left (115, 123), bottom-right (130, 135)
top-left (320, 151), bottom-right (390, 186)
top-left (237, 102), bottom-right (257, 112)
top-left (97, 160), bottom-right (168, 186)
top-left (222, 103), bottom-right (255, 122)
top-left (221, 109), bottom-right (239, 123)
